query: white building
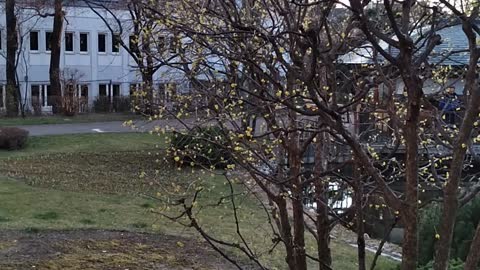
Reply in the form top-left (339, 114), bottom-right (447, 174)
top-left (0, 0), bottom-right (188, 114)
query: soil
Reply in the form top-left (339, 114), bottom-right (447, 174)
top-left (0, 229), bottom-right (244, 270)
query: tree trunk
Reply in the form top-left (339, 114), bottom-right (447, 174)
top-left (290, 150), bottom-right (307, 270)
top-left (141, 70), bottom-right (155, 114)
top-left (433, 49), bottom-right (480, 270)
top-left (314, 131), bottom-right (332, 270)
top-left (401, 76), bottom-right (422, 270)
top-left (5, 0), bottom-right (19, 117)
top-left (464, 222), bottom-right (480, 270)
top-left (49, 0), bottom-right (64, 114)
top-left (276, 197), bottom-right (297, 270)
top-left (286, 109), bottom-right (307, 270)
top-left (401, 209), bottom-right (418, 269)
top-left (354, 160), bottom-right (366, 270)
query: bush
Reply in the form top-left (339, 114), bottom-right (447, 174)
top-left (62, 95), bottom-right (79, 116)
top-left (0, 127), bottom-right (29, 150)
top-left (417, 259), bottom-right (464, 270)
top-left (93, 96), bottom-right (131, 113)
top-left (113, 96), bottom-right (131, 112)
top-left (418, 203), bottom-right (442, 265)
top-left (418, 197), bottom-right (480, 266)
top-left (171, 126), bottom-right (232, 168)
top-left (93, 96), bottom-right (111, 113)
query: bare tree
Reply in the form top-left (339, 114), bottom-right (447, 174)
top-left (431, 2), bottom-right (480, 269)
top-left (24, 0), bottom-right (65, 114)
top-left (85, 0), bottom-right (180, 114)
top-left (145, 1), bottom-right (365, 269)
top-left (5, 0), bottom-right (19, 116)
top-left (49, 0), bottom-right (64, 114)
top-left (133, 0), bottom-right (480, 269)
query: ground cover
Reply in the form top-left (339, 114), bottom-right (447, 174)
top-left (0, 133), bottom-right (398, 269)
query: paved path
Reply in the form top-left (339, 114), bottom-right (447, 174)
top-left (17, 119), bottom-right (197, 136)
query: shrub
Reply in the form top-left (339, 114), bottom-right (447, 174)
top-left (171, 126), bottom-right (232, 168)
top-left (417, 259), bottom-right (464, 270)
top-left (62, 95), bottom-right (79, 116)
top-left (93, 96), bottom-right (111, 113)
top-left (93, 96), bottom-right (131, 113)
top-left (418, 197), bottom-right (480, 266)
top-left (113, 96), bottom-right (131, 112)
top-left (0, 127), bottom-right (29, 150)
top-left (418, 203), bottom-right (442, 265)
top-left (31, 97), bottom-right (42, 116)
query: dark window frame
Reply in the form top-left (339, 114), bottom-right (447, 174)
top-left (30, 31), bottom-right (39, 51)
top-left (80, 85), bottom-right (89, 97)
top-left (0, 86), bottom-right (4, 107)
top-left (45, 32), bottom-right (52, 51)
top-left (46, 85), bottom-right (53, 106)
top-left (99, 84), bottom-right (108, 96)
top-left (112, 34), bottom-right (120, 53)
top-left (112, 84), bottom-right (121, 96)
top-left (157, 36), bottom-right (166, 52)
top-left (98, 33), bottom-right (106, 53)
top-left (65, 32), bottom-right (74, 52)
top-left (80, 33), bottom-right (89, 52)
top-left (129, 35), bottom-right (142, 54)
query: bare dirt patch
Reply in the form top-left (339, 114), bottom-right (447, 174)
top-left (0, 229), bottom-right (241, 270)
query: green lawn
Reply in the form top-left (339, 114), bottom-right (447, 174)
top-left (0, 133), bottom-right (167, 159)
top-left (0, 133), bottom-right (398, 269)
top-left (0, 113), bottom-right (139, 126)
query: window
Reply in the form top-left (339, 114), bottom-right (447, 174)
top-left (79, 85), bottom-right (88, 97)
top-left (98, 33), bottom-right (106, 53)
top-left (112, 34), bottom-right (120, 53)
top-left (30, 31), bottom-right (39, 51)
top-left (80, 33), bottom-right (88, 52)
top-left (130, 84), bottom-right (139, 96)
top-left (112, 84), bottom-right (120, 96)
top-left (169, 37), bottom-right (178, 54)
top-left (166, 83), bottom-right (177, 96)
top-left (45, 32), bottom-right (52, 51)
top-left (129, 35), bottom-right (138, 53)
top-left (46, 85), bottom-right (53, 106)
top-left (65, 84), bottom-right (75, 95)
top-left (31, 85), bottom-right (41, 105)
top-left (0, 86), bottom-right (4, 108)
top-left (157, 36), bottom-right (166, 51)
top-left (99, 84), bottom-right (108, 96)
top-left (158, 83), bottom-right (167, 101)
top-left (78, 85), bottom-right (89, 112)
top-left (65, 32), bottom-right (73, 52)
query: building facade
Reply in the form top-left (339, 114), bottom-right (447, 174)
top-left (0, 1), bottom-right (188, 114)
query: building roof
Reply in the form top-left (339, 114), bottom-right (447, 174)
top-left (339, 23), bottom-right (478, 66)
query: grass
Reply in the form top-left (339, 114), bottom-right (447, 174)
top-left (0, 132), bottom-right (399, 269)
top-left (0, 133), bottom-right (166, 159)
top-left (0, 178), bottom-right (162, 232)
top-left (0, 113), bottom-right (139, 126)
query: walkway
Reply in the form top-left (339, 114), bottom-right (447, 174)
top-left (16, 118), bottom-right (196, 136)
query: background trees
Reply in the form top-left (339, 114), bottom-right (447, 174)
top-left (146, 1), bottom-right (362, 269)
top-left (85, 0), bottom-right (181, 114)
top-left (49, 0), bottom-right (64, 114)
top-left (2, 0), bottom-right (480, 269)
top-left (5, 0), bottom-right (19, 117)
top-left (143, 0), bottom-right (480, 269)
